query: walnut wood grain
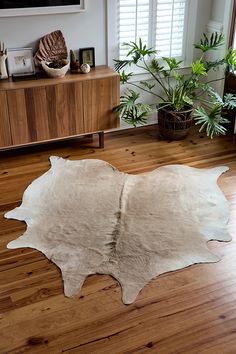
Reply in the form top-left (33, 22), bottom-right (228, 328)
top-left (6, 89), bottom-right (29, 145)
top-left (0, 91), bottom-right (12, 147)
top-left (45, 81), bottom-right (84, 139)
top-left (0, 66), bottom-right (119, 148)
top-left (0, 126), bottom-right (236, 353)
top-left (0, 66), bottom-right (118, 91)
top-left (83, 76), bottom-right (120, 133)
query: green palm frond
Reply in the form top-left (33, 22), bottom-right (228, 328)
top-left (194, 105), bottom-right (229, 138)
top-left (223, 93), bottom-right (236, 109)
top-left (173, 71), bottom-right (183, 81)
top-left (183, 95), bottom-right (193, 106)
top-left (140, 81), bottom-right (155, 90)
top-left (224, 48), bottom-right (236, 71)
top-left (114, 59), bottom-right (133, 72)
top-left (194, 32), bottom-right (224, 52)
top-left (112, 90), bottom-right (152, 127)
top-left (162, 57), bottom-right (183, 70)
top-left (192, 59), bottom-right (207, 76)
top-left (124, 38), bottom-right (157, 59)
top-left (200, 83), bottom-right (223, 104)
top-left (149, 58), bottom-right (164, 73)
top-left (114, 38), bottom-right (157, 71)
top-left (119, 70), bottom-right (133, 83)
top-left (204, 59), bottom-right (225, 71)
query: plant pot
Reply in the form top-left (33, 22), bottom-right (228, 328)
top-left (41, 60), bottom-right (70, 78)
top-left (70, 61), bottom-right (80, 73)
top-left (158, 106), bottom-right (194, 140)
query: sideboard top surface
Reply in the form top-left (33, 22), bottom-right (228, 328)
top-left (0, 65), bottom-right (118, 91)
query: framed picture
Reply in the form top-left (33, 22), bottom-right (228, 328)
top-left (79, 47), bottom-right (95, 67)
top-left (0, 1), bottom-right (85, 17)
top-left (7, 47), bottom-right (35, 76)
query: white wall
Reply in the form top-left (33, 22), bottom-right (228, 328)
top-left (0, 0), bottom-right (107, 65)
top-left (0, 0), bottom-right (232, 68)
top-left (205, 0), bottom-right (234, 95)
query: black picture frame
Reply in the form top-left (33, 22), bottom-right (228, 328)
top-left (79, 47), bottom-right (95, 67)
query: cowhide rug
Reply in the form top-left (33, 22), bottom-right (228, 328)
top-left (5, 157), bottom-right (231, 304)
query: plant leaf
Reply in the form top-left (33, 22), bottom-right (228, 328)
top-left (200, 84), bottom-right (223, 104)
top-left (192, 59), bottom-right (207, 76)
top-left (162, 57), bottom-right (183, 70)
top-left (223, 93), bottom-right (236, 109)
top-left (224, 48), bottom-right (236, 71)
top-left (112, 89), bottom-right (152, 127)
top-left (149, 58), bottom-right (164, 73)
top-left (140, 81), bottom-right (155, 90)
top-left (194, 32), bottom-right (224, 52)
top-left (194, 105), bottom-right (229, 138)
top-left (204, 59), bottom-right (225, 71)
top-left (119, 70), bottom-right (133, 83)
top-left (183, 95), bottom-right (193, 106)
top-left (113, 59), bottom-right (133, 72)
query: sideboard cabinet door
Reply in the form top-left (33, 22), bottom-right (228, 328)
top-left (0, 91), bottom-right (12, 147)
top-left (7, 82), bottom-right (84, 145)
top-left (45, 81), bottom-right (84, 139)
top-left (7, 87), bottom-right (51, 145)
top-left (83, 76), bottom-right (120, 133)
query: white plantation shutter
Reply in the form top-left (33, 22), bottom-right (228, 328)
top-left (155, 0), bottom-right (186, 57)
top-left (118, 0), bottom-right (187, 59)
top-left (119, 0), bottom-right (150, 59)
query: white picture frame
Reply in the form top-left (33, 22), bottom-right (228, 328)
top-left (0, 1), bottom-right (85, 17)
top-left (7, 47), bottom-right (35, 76)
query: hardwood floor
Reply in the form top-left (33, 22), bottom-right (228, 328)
top-left (1, 125), bottom-right (236, 354)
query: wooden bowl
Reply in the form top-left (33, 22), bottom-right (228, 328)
top-left (41, 60), bottom-right (70, 78)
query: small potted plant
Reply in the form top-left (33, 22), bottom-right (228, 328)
top-left (113, 33), bottom-right (236, 139)
top-left (70, 49), bottom-right (80, 73)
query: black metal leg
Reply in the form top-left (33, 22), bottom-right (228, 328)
top-left (98, 132), bottom-right (104, 148)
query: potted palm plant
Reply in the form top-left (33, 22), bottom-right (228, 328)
top-left (113, 32), bottom-right (236, 139)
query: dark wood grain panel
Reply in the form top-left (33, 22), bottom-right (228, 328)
top-left (0, 90), bottom-right (12, 147)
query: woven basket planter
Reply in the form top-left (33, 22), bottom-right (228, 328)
top-left (158, 106), bottom-right (194, 140)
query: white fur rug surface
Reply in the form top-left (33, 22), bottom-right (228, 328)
top-left (5, 157), bottom-right (231, 304)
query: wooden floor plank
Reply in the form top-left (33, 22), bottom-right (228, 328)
top-left (0, 125), bottom-right (236, 353)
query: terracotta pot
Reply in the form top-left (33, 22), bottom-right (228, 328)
top-left (158, 106), bottom-right (194, 140)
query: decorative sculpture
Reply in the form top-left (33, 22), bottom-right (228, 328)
top-left (0, 42), bottom-right (8, 79)
top-left (34, 30), bottom-right (68, 66)
top-left (80, 63), bottom-right (91, 74)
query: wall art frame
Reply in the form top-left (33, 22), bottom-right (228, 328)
top-left (0, 1), bottom-right (85, 17)
top-left (7, 47), bottom-right (35, 76)
top-left (79, 47), bottom-right (95, 67)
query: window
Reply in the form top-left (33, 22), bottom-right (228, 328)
top-left (107, 0), bottom-right (198, 69)
top-left (119, 0), bottom-right (187, 60)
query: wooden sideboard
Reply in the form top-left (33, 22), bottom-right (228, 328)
top-left (0, 66), bottom-right (120, 150)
